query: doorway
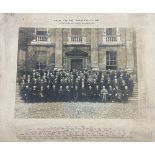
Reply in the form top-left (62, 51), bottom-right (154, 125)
top-left (71, 59), bottom-right (83, 70)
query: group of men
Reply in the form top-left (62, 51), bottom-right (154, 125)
top-left (18, 68), bottom-right (134, 103)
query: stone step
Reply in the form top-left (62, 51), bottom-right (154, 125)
top-left (130, 96), bottom-right (138, 98)
top-left (133, 89), bottom-right (138, 91)
top-left (129, 95), bottom-right (138, 98)
top-left (131, 94), bottom-right (138, 96)
top-left (132, 96), bottom-right (138, 98)
top-left (16, 98), bottom-right (22, 101)
top-left (16, 100), bottom-right (22, 102)
top-left (16, 100), bottom-right (24, 102)
top-left (132, 92), bottom-right (138, 94)
top-left (133, 90), bottom-right (138, 92)
top-left (131, 92), bottom-right (138, 94)
top-left (128, 99), bottom-right (138, 101)
top-left (133, 92), bottom-right (138, 94)
top-left (129, 96), bottom-right (138, 98)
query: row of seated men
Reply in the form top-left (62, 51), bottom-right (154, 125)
top-left (18, 68), bottom-right (134, 103)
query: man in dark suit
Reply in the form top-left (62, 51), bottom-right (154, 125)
top-left (80, 85), bottom-right (87, 102)
top-left (93, 85), bottom-right (101, 102)
top-left (114, 86), bottom-right (122, 102)
top-left (87, 85), bottom-right (93, 102)
top-left (122, 86), bottom-right (129, 103)
top-left (107, 85), bottom-right (114, 102)
top-left (23, 85), bottom-right (31, 102)
top-left (127, 76), bottom-right (134, 97)
top-left (64, 85), bottom-right (71, 102)
top-left (73, 85), bottom-right (79, 102)
top-left (51, 84), bottom-right (57, 102)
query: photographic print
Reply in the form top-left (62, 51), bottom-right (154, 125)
top-left (15, 27), bottom-right (138, 119)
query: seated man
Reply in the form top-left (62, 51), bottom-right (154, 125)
top-left (64, 85), bottom-right (71, 102)
top-left (114, 86), bottom-right (122, 103)
top-left (122, 86), bottom-right (129, 103)
top-left (51, 84), bottom-right (57, 102)
top-left (58, 85), bottom-right (64, 102)
top-left (44, 84), bottom-right (51, 102)
top-left (22, 85), bottom-right (31, 102)
top-left (31, 85), bottom-right (39, 103)
top-left (39, 85), bottom-right (46, 102)
top-left (80, 85), bottom-right (87, 102)
top-left (73, 85), bottom-right (79, 102)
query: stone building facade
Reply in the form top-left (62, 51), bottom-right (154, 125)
top-left (18, 28), bottom-right (137, 72)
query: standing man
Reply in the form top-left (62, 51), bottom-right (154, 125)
top-left (101, 86), bottom-right (108, 103)
top-left (87, 85), bottom-right (93, 102)
top-left (73, 85), bottom-right (79, 102)
top-left (94, 85), bottom-right (101, 102)
top-left (64, 85), bottom-right (71, 102)
top-left (108, 85), bottom-right (114, 102)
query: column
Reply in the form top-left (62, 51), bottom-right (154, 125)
top-left (126, 28), bottom-right (135, 72)
top-left (54, 28), bottom-right (63, 70)
top-left (91, 28), bottom-right (99, 70)
top-left (116, 28), bottom-right (120, 42)
top-left (102, 28), bottom-right (106, 43)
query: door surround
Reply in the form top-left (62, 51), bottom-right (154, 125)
top-left (65, 49), bottom-right (88, 70)
top-left (67, 56), bottom-right (85, 69)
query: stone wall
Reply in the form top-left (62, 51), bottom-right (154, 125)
top-left (26, 45), bottom-right (55, 70)
top-left (18, 28), bottom-right (136, 72)
top-left (126, 28), bottom-right (135, 72)
top-left (17, 49), bottom-right (26, 68)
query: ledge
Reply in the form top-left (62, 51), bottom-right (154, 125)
top-left (28, 42), bottom-right (55, 47)
top-left (98, 42), bottom-right (126, 47)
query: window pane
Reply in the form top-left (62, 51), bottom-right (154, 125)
top-left (106, 28), bottom-right (112, 35)
top-left (110, 61), bottom-right (113, 65)
top-left (71, 28), bottom-right (82, 35)
top-left (113, 61), bottom-right (116, 65)
top-left (106, 60), bottom-right (109, 65)
top-left (106, 28), bottom-right (116, 35)
top-left (106, 51), bottom-right (117, 67)
top-left (36, 31), bottom-right (47, 35)
top-left (112, 28), bottom-right (116, 35)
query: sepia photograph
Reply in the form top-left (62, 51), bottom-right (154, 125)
top-left (15, 27), bottom-right (138, 119)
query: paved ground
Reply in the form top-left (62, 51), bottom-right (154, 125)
top-left (15, 100), bottom-right (139, 119)
top-left (15, 82), bottom-right (138, 119)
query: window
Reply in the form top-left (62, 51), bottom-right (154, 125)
top-left (36, 31), bottom-right (47, 35)
top-left (35, 51), bottom-right (47, 63)
top-left (70, 29), bottom-right (83, 42)
top-left (106, 28), bottom-right (116, 36)
top-left (106, 51), bottom-right (117, 70)
top-left (35, 51), bottom-right (47, 70)
top-left (35, 62), bottom-right (46, 70)
top-left (71, 28), bottom-right (82, 35)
